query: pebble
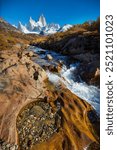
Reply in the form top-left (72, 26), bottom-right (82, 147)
top-left (0, 140), bottom-right (19, 150)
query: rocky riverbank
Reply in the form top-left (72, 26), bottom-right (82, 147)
top-left (0, 18), bottom-right (100, 150)
top-left (0, 47), bottom-right (100, 150)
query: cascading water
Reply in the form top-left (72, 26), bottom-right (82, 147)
top-left (48, 64), bottom-right (100, 115)
top-left (30, 46), bottom-right (100, 115)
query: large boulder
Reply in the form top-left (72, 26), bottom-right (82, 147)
top-left (73, 61), bottom-right (100, 86)
top-left (0, 49), bottom-right (47, 145)
top-left (72, 53), bottom-right (99, 63)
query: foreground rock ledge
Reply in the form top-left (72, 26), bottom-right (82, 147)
top-left (0, 49), bottom-right (47, 144)
top-left (0, 49), bottom-right (99, 150)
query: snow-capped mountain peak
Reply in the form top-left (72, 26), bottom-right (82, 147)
top-left (27, 17), bottom-right (37, 31)
top-left (17, 14), bottom-right (72, 35)
top-left (38, 14), bottom-right (47, 27)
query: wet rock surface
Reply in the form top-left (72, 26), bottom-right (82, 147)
top-left (17, 101), bottom-right (61, 150)
top-left (72, 61), bottom-right (100, 87)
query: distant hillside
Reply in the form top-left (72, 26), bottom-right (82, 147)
top-left (0, 18), bottom-right (21, 32)
top-left (0, 18), bottom-right (40, 50)
top-left (31, 17), bottom-right (100, 55)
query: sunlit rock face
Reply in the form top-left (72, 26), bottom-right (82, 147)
top-left (0, 49), bottom-right (47, 145)
top-left (31, 82), bottom-right (100, 150)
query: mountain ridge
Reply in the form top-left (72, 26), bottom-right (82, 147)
top-left (18, 14), bottom-right (72, 35)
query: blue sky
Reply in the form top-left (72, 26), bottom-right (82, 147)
top-left (0, 0), bottom-right (100, 26)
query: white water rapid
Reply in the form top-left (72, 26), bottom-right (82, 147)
top-left (47, 64), bottom-right (100, 115)
top-left (30, 46), bottom-right (100, 115)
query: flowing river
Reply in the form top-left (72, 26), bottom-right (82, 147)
top-left (29, 46), bottom-right (100, 115)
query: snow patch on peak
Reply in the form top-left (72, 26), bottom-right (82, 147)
top-left (18, 21), bottom-right (29, 33)
top-left (59, 24), bottom-right (73, 32)
top-left (44, 23), bottom-right (61, 35)
top-left (29, 17), bottom-right (36, 25)
top-left (12, 24), bottom-right (17, 28)
top-left (27, 17), bottom-right (38, 31)
top-left (47, 23), bottom-right (60, 30)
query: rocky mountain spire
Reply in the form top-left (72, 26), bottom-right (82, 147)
top-left (27, 17), bottom-right (36, 31)
top-left (18, 21), bottom-right (29, 33)
top-left (38, 14), bottom-right (47, 27)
